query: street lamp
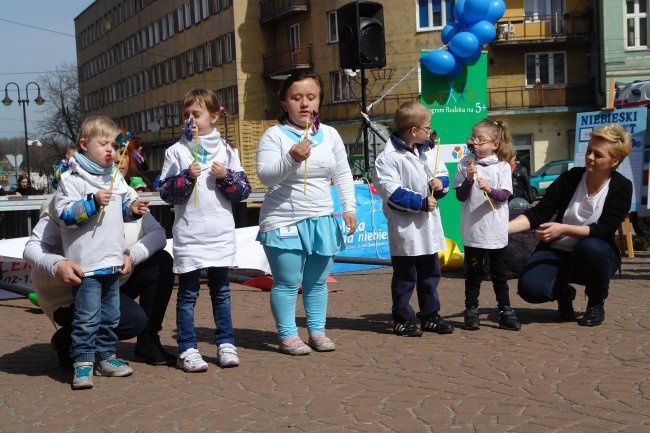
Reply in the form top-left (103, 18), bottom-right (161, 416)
top-left (2, 82), bottom-right (45, 183)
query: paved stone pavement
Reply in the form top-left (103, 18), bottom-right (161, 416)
top-left (1, 251), bottom-right (650, 433)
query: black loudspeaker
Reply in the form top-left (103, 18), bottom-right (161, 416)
top-left (337, 1), bottom-right (386, 70)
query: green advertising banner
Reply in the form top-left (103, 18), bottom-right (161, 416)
top-left (421, 52), bottom-right (488, 252)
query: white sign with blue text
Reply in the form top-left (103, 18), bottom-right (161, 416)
top-left (574, 108), bottom-right (646, 212)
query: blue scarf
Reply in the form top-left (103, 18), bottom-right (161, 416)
top-left (73, 151), bottom-right (114, 175)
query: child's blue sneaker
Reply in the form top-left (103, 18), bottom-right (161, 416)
top-left (94, 355), bottom-right (133, 377)
top-left (72, 362), bottom-right (94, 390)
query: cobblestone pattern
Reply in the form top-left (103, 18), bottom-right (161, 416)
top-left (1, 252), bottom-right (649, 432)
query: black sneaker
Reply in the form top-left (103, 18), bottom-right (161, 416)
top-left (578, 303), bottom-right (605, 327)
top-left (464, 308), bottom-right (480, 330)
top-left (135, 334), bottom-right (176, 365)
top-left (51, 327), bottom-right (73, 370)
top-left (498, 307), bottom-right (522, 331)
top-left (418, 313), bottom-right (454, 334)
top-left (556, 285), bottom-right (577, 321)
top-left (393, 320), bottom-right (423, 337)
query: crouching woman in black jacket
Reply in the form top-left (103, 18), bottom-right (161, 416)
top-left (508, 124), bottom-right (632, 327)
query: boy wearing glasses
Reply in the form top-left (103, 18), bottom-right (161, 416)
top-left (372, 102), bottom-right (454, 337)
top-left (54, 116), bottom-right (149, 389)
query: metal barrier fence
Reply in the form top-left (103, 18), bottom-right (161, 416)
top-left (0, 191), bottom-right (265, 239)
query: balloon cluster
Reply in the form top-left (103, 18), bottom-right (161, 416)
top-left (421, 0), bottom-right (505, 78)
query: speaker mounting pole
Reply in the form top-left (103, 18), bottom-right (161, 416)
top-left (361, 68), bottom-right (370, 172)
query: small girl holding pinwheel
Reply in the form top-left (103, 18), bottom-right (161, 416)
top-left (452, 118), bottom-right (519, 331)
top-left (54, 116), bottom-right (149, 389)
top-left (159, 89), bottom-right (251, 373)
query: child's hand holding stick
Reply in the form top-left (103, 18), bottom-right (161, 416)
top-left (97, 131), bottom-right (130, 223)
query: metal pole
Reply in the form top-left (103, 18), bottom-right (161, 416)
top-left (21, 101), bottom-right (30, 180)
top-left (361, 68), bottom-right (369, 173)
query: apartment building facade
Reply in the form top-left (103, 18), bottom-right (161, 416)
top-left (75, 0), bottom-right (600, 178)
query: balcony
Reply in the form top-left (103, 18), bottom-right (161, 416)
top-left (262, 43), bottom-right (312, 78)
top-left (259, 0), bottom-right (309, 25)
top-left (488, 83), bottom-right (596, 111)
top-left (320, 93), bottom-right (420, 123)
top-left (492, 11), bottom-right (592, 46)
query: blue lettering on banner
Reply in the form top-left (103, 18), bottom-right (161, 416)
top-left (330, 184), bottom-right (390, 273)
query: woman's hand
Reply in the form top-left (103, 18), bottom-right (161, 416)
top-left (343, 212), bottom-right (357, 235)
top-left (188, 161), bottom-right (201, 179)
top-left (430, 178), bottom-right (443, 192)
top-left (289, 138), bottom-right (311, 162)
top-left (466, 160), bottom-right (476, 183)
top-left (535, 222), bottom-right (565, 243)
top-left (211, 161), bottom-right (227, 179)
top-left (55, 259), bottom-right (84, 285)
top-left (120, 252), bottom-right (133, 276)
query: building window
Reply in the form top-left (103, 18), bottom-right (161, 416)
top-left (330, 71), bottom-right (352, 101)
top-left (227, 86), bottom-right (238, 113)
top-left (626, 0), bottom-right (649, 48)
top-left (194, 0), bottom-right (202, 24)
top-left (184, 3), bottom-right (192, 28)
top-left (225, 33), bottom-right (234, 62)
top-left (197, 45), bottom-right (205, 72)
top-left (327, 11), bottom-right (338, 43)
top-left (168, 12), bottom-right (175, 37)
top-left (187, 49), bottom-right (195, 75)
top-left (154, 21), bottom-right (160, 44)
top-left (205, 41), bottom-right (213, 69)
top-left (215, 37), bottom-right (223, 65)
top-left (202, 0), bottom-right (210, 19)
top-left (416, 0), bottom-right (455, 31)
top-left (525, 52), bottom-right (566, 86)
top-left (177, 7), bottom-right (185, 31)
top-left (170, 58), bottom-right (177, 81)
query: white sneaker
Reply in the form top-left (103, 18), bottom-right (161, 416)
top-left (217, 343), bottom-right (240, 368)
top-left (176, 348), bottom-right (208, 373)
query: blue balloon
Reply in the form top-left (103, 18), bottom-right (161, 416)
top-left (454, 0), bottom-right (466, 24)
top-left (421, 50), bottom-right (456, 75)
top-left (449, 32), bottom-right (479, 59)
top-left (464, 0), bottom-right (490, 25)
top-left (484, 0), bottom-right (506, 23)
top-left (467, 20), bottom-right (496, 44)
top-left (446, 59), bottom-right (463, 78)
top-left (441, 22), bottom-right (462, 45)
top-left (460, 47), bottom-right (482, 65)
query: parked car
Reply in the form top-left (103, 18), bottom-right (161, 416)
top-left (529, 159), bottom-right (575, 199)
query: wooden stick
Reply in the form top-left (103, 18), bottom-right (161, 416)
top-left (303, 118), bottom-right (309, 195)
top-left (193, 128), bottom-right (199, 207)
top-left (431, 137), bottom-right (441, 197)
top-left (97, 141), bottom-right (129, 223)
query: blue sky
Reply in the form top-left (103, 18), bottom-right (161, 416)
top-left (0, 1), bottom-right (93, 138)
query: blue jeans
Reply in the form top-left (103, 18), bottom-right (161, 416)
top-left (518, 238), bottom-right (618, 305)
top-left (70, 274), bottom-right (120, 364)
top-left (263, 246), bottom-right (334, 341)
top-left (176, 267), bottom-right (233, 352)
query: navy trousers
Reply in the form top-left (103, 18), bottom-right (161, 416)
top-left (517, 238), bottom-right (618, 305)
top-left (390, 254), bottom-right (441, 323)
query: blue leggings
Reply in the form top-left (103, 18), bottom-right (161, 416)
top-left (263, 246), bottom-right (334, 341)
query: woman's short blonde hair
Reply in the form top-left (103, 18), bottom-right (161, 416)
top-left (589, 124), bottom-right (632, 166)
